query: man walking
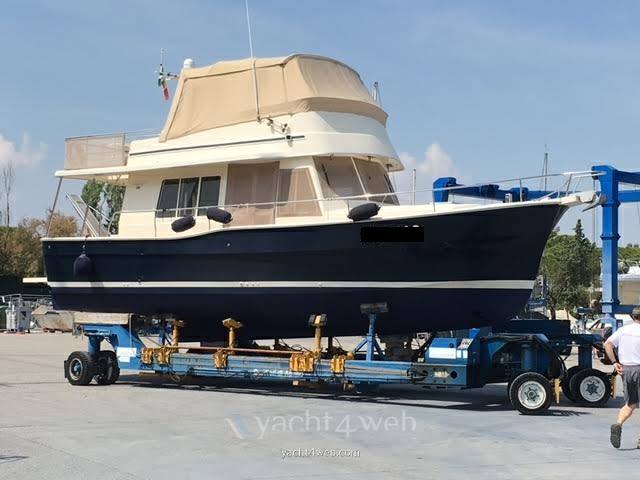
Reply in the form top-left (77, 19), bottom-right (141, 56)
top-left (605, 306), bottom-right (640, 448)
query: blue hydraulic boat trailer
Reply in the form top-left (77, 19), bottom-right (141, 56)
top-left (65, 307), bottom-right (608, 415)
top-left (63, 165), bottom-right (640, 415)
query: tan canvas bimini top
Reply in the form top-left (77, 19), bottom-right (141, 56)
top-left (159, 54), bottom-right (388, 142)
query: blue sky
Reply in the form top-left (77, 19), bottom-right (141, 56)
top-left (1, 0), bottom-right (639, 241)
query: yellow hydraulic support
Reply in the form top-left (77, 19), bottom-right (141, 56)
top-left (170, 320), bottom-right (185, 346)
top-left (290, 351), bottom-right (316, 373)
top-left (140, 345), bottom-right (175, 365)
top-left (330, 355), bottom-right (347, 374)
top-left (156, 346), bottom-right (173, 365)
top-left (213, 350), bottom-right (229, 369)
top-left (141, 347), bottom-right (154, 365)
top-left (140, 319), bottom-right (185, 365)
top-left (222, 318), bottom-right (243, 349)
top-left (210, 318), bottom-right (244, 369)
top-left (140, 315), bottom-right (351, 377)
top-left (290, 314), bottom-right (326, 373)
top-left (310, 314), bottom-right (326, 356)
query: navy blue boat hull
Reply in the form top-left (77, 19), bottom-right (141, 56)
top-left (49, 286), bottom-right (532, 339)
top-left (43, 203), bottom-right (566, 340)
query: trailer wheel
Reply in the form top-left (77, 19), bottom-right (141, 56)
top-left (65, 351), bottom-right (95, 386)
top-left (561, 366), bottom-right (583, 402)
top-left (509, 372), bottom-right (552, 415)
top-left (94, 351), bottom-right (120, 385)
top-left (569, 368), bottom-right (611, 407)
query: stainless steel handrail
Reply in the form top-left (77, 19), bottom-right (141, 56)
top-left (110, 170), bottom-right (600, 214)
top-left (90, 170), bottom-right (600, 236)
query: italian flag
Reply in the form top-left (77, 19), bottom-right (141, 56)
top-left (158, 65), bottom-right (170, 100)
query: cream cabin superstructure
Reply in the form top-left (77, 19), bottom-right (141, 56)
top-left (57, 54), bottom-right (406, 238)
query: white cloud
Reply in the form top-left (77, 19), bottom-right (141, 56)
top-left (0, 133), bottom-right (46, 168)
top-left (391, 142), bottom-right (461, 202)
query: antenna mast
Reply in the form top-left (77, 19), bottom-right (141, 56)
top-left (541, 144), bottom-right (549, 191)
top-left (245, 0), bottom-right (260, 121)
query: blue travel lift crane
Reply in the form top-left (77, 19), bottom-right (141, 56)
top-left (64, 165), bottom-right (640, 415)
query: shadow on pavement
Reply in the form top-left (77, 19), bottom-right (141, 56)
top-left (0, 455), bottom-right (29, 464)
top-left (113, 373), bottom-right (595, 415)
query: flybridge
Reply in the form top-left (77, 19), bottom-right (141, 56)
top-left (64, 133), bottom-right (128, 171)
top-left (62, 130), bottom-right (158, 174)
top-left (159, 54), bottom-right (388, 141)
top-left (54, 54), bottom-right (401, 182)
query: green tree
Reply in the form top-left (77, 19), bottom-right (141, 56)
top-left (0, 212), bottom-right (78, 277)
top-left (104, 183), bottom-right (125, 233)
top-left (539, 220), bottom-right (600, 318)
top-left (620, 244), bottom-right (640, 265)
top-left (81, 180), bottom-right (103, 210)
top-left (80, 180), bottom-right (125, 233)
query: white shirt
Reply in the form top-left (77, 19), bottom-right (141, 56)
top-left (608, 322), bottom-right (640, 366)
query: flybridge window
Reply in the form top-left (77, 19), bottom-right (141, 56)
top-left (156, 176), bottom-right (221, 218)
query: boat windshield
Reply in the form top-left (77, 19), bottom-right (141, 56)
top-left (314, 156), bottom-right (398, 205)
top-left (353, 158), bottom-right (398, 205)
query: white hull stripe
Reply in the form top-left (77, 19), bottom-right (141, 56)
top-left (48, 280), bottom-right (534, 290)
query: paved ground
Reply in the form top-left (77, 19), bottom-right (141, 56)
top-left (1, 333), bottom-right (639, 479)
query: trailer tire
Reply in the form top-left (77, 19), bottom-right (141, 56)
top-left (561, 366), bottom-right (583, 402)
top-left (95, 351), bottom-right (120, 385)
top-left (509, 372), bottom-right (552, 415)
top-left (569, 368), bottom-right (611, 407)
top-left (65, 351), bottom-right (95, 386)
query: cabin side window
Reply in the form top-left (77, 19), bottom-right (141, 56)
top-left (353, 158), bottom-right (398, 205)
top-left (197, 176), bottom-right (221, 216)
top-left (276, 168), bottom-right (320, 217)
top-left (156, 176), bottom-right (222, 218)
top-left (314, 156), bottom-right (364, 199)
top-left (156, 179), bottom-right (180, 218)
top-left (225, 162), bottom-right (279, 226)
top-left (178, 177), bottom-right (198, 216)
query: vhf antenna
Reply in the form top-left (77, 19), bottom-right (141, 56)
top-left (245, 0), bottom-right (260, 121)
top-left (157, 48), bottom-right (178, 101)
top-left (541, 144), bottom-right (549, 191)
